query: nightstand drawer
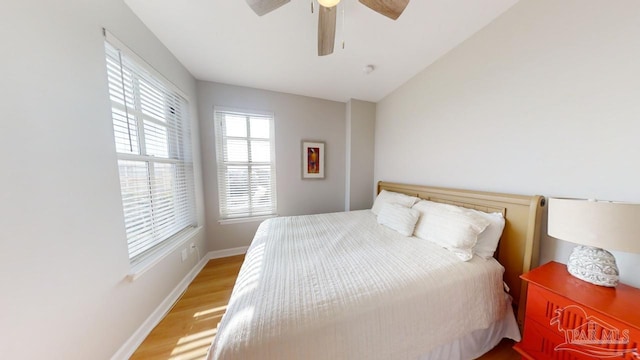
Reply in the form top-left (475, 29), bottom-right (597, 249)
top-left (524, 284), bottom-right (640, 360)
top-left (526, 285), bottom-right (586, 338)
top-left (516, 316), bottom-right (585, 360)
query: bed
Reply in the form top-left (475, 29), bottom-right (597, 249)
top-left (208, 182), bottom-right (545, 360)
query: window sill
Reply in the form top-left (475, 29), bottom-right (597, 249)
top-left (218, 215), bottom-right (277, 225)
top-left (126, 226), bottom-right (203, 281)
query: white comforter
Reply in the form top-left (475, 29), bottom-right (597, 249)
top-left (208, 210), bottom-right (508, 360)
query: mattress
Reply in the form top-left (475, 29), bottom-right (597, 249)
top-left (208, 210), bottom-right (510, 360)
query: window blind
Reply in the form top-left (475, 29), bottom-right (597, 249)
top-left (215, 108), bottom-right (277, 219)
top-left (104, 36), bottom-right (196, 263)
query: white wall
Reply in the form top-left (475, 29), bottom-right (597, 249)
top-left (197, 81), bottom-right (346, 251)
top-left (346, 99), bottom-right (376, 211)
top-left (375, 0), bottom-right (640, 287)
top-left (0, 1), bottom-right (206, 359)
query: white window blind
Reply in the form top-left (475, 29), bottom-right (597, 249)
top-left (104, 34), bottom-right (196, 263)
top-left (215, 108), bottom-right (277, 220)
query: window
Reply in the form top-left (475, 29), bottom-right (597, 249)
top-left (214, 108), bottom-right (277, 220)
top-left (104, 33), bottom-right (196, 263)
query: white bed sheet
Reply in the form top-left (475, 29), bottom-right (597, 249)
top-left (417, 293), bottom-right (521, 360)
top-left (208, 210), bottom-right (510, 360)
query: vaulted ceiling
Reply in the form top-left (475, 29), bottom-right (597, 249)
top-left (124, 0), bottom-right (519, 102)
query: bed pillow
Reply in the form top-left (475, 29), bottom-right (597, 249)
top-left (371, 189), bottom-right (419, 215)
top-left (377, 203), bottom-right (420, 236)
top-left (412, 200), bottom-right (491, 261)
top-left (472, 211), bottom-right (506, 260)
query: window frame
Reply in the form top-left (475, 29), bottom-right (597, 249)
top-left (214, 107), bottom-right (277, 222)
top-left (104, 30), bottom-right (197, 266)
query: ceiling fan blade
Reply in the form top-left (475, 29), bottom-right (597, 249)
top-left (318, 5), bottom-right (337, 56)
top-left (358, 0), bottom-right (409, 20)
top-left (246, 0), bottom-right (290, 16)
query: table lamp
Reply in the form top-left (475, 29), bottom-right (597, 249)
top-left (547, 197), bottom-right (640, 287)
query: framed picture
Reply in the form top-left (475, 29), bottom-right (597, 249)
top-left (302, 141), bottom-right (325, 179)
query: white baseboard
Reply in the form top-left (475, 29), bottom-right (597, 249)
top-left (207, 246), bottom-right (249, 259)
top-left (110, 246), bottom-right (247, 360)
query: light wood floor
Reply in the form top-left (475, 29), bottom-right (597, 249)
top-left (131, 255), bottom-right (244, 360)
top-left (132, 255), bottom-right (520, 360)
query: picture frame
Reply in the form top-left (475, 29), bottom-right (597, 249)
top-left (302, 141), bottom-right (325, 179)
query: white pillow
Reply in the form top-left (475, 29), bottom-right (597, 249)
top-left (472, 211), bottom-right (506, 260)
top-left (377, 203), bottom-right (420, 236)
top-left (412, 200), bottom-right (491, 261)
top-left (371, 190), bottom-right (419, 215)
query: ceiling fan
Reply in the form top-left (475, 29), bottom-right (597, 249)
top-left (246, 0), bottom-right (410, 56)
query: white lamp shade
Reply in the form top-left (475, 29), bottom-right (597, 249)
top-left (548, 197), bottom-right (640, 254)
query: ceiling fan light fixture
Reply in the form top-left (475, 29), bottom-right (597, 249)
top-left (245, 0), bottom-right (410, 56)
top-left (318, 0), bottom-right (341, 8)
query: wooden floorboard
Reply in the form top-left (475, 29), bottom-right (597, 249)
top-left (130, 255), bottom-right (244, 360)
top-left (131, 254), bottom-right (521, 360)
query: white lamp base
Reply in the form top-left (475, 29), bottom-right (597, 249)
top-left (567, 245), bottom-right (619, 287)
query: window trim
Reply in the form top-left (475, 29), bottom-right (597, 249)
top-left (214, 106), bottom-right (277, 221)
top-left (104, 29), bottom-right (197, 266)
top-left (218, 215), bottom-right (277, 225)
top-left (104, 29), bottom-right (187, 99)
top-left (127, 226), bottom-right (203, 281)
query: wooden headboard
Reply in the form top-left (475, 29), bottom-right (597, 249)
top-left (377, 181), bottom-right (545, 329)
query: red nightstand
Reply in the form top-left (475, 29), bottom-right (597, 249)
top-left (513, 261), bottom-right (640, 360)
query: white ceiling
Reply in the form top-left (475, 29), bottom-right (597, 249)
top-left (124, 0), bottom-right (519, 103)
